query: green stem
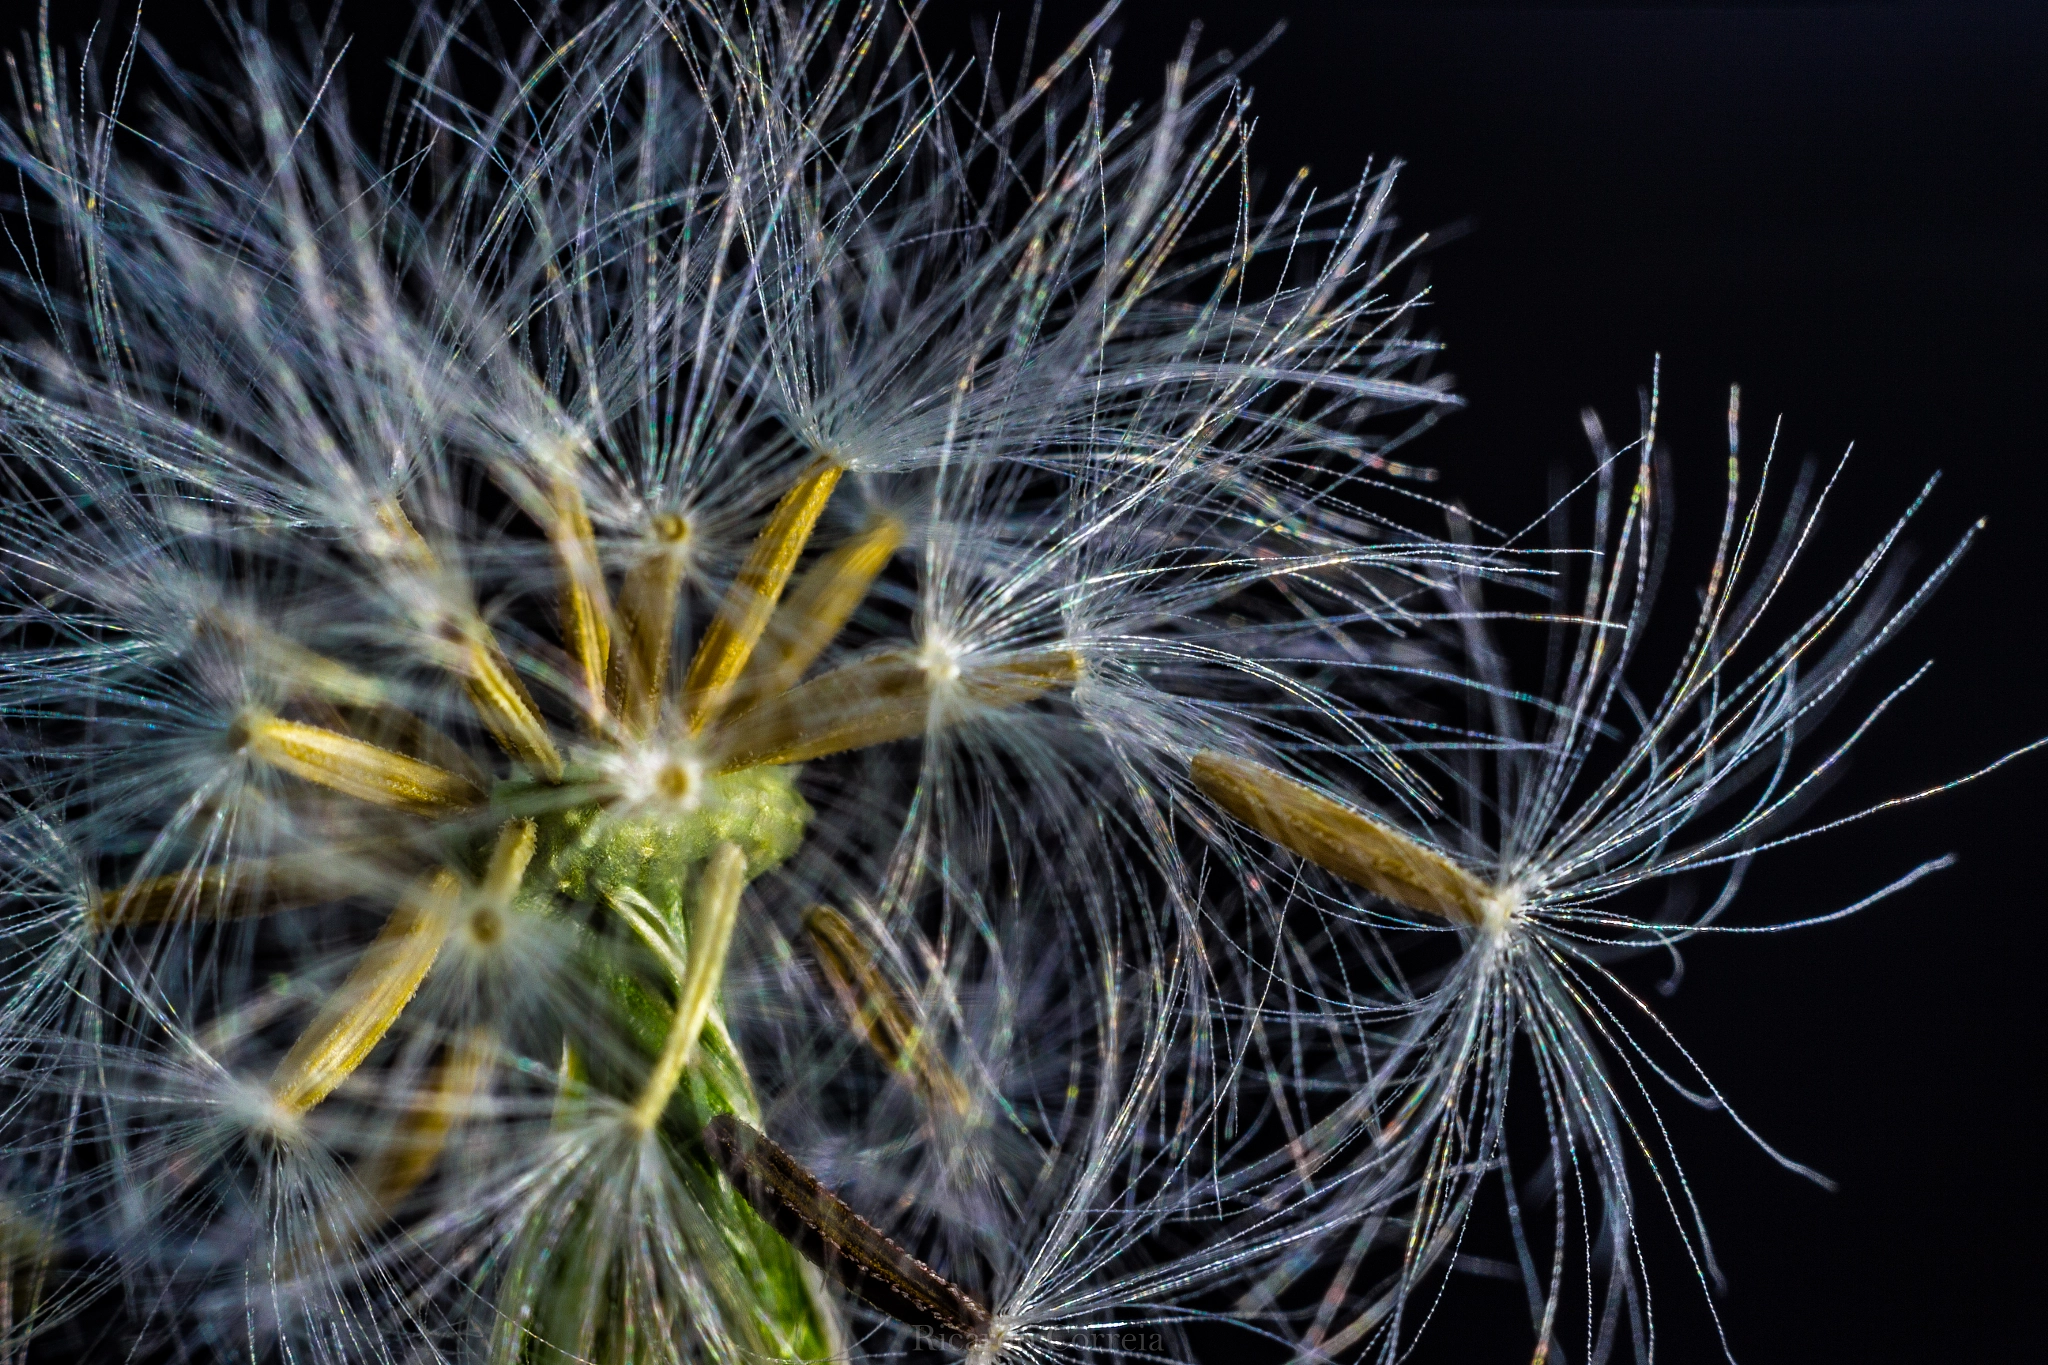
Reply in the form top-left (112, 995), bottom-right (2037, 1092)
top-left (501, 773), bottom-right (838, 1363)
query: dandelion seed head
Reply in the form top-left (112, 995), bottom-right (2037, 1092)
top-left (0, 1), bottom-right (1997, 1361)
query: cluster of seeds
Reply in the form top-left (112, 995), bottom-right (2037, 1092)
top-left (0, 4), bottom-right (2020, 1364)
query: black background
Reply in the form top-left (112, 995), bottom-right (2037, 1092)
top-left (20, 1), bottom-right (2046, 1361)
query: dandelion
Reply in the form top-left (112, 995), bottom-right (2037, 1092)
top-left (0, 1), bottom-right (1467, 1360)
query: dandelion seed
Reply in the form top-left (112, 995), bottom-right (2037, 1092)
top-left (612, 513), bottom-right (696, 736)
top-left (267, 869), bottom-right (466, 1118)
top-left (1192, 383), bottom-right (2032, 1362)
top-left (361, 1027), bottom-right (493, 1209)
top-left (804, 903), bottom-right (975, 1117)
top-left (545, 477), bottom-right (614, 727)
top-left (713, 649), bottom-right (1084, 772)
top-left (702, 1113), bottom-right (993, 1342)
top-left (93, 851), bottom-right (363, 928)
top-left (684, 458), bottom-right (846, 732)
top-left (234, 712), bottom-right (485, 816)
top-left (738, 514), bottom-right (906, 706)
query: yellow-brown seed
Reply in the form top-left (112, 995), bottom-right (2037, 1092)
top-left (333, 705), bottom-right (489, 792)
top-left (713, 649), bottom-right (1082, 773)
top-left (1189, 751), bottom-right (1490, 927)
top-left (370, 499), bottom-right (438, 573)
top-left (479, 818), bottom-right (538, 908)
top-left (363, 1027), bottom-right (493, 1208)
top-left (547, 477), bottom-right (613, 728)
top-left (700, 1113), bottom-right (992, 1341)
top-left (237, 712), bottom-right (483, 815)
top-left (455, 631), bottom-right (564, 781)
top-left (610, 511), bottom-right (692, 736)
top-left (268, 869), bottom-right (463, 1115)
top-left (193, 611), bottom-right (388, 708)
top-left (734, 513), bottom-right (903, 706)
top-left (93, 849), bottom-right (409, 929)
top-left (683, 458), bottom-right (844, 732)
top-left (804, 905), bottom-right (973, 1116)
top-left (368, 499), bottom-right (562, 778)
